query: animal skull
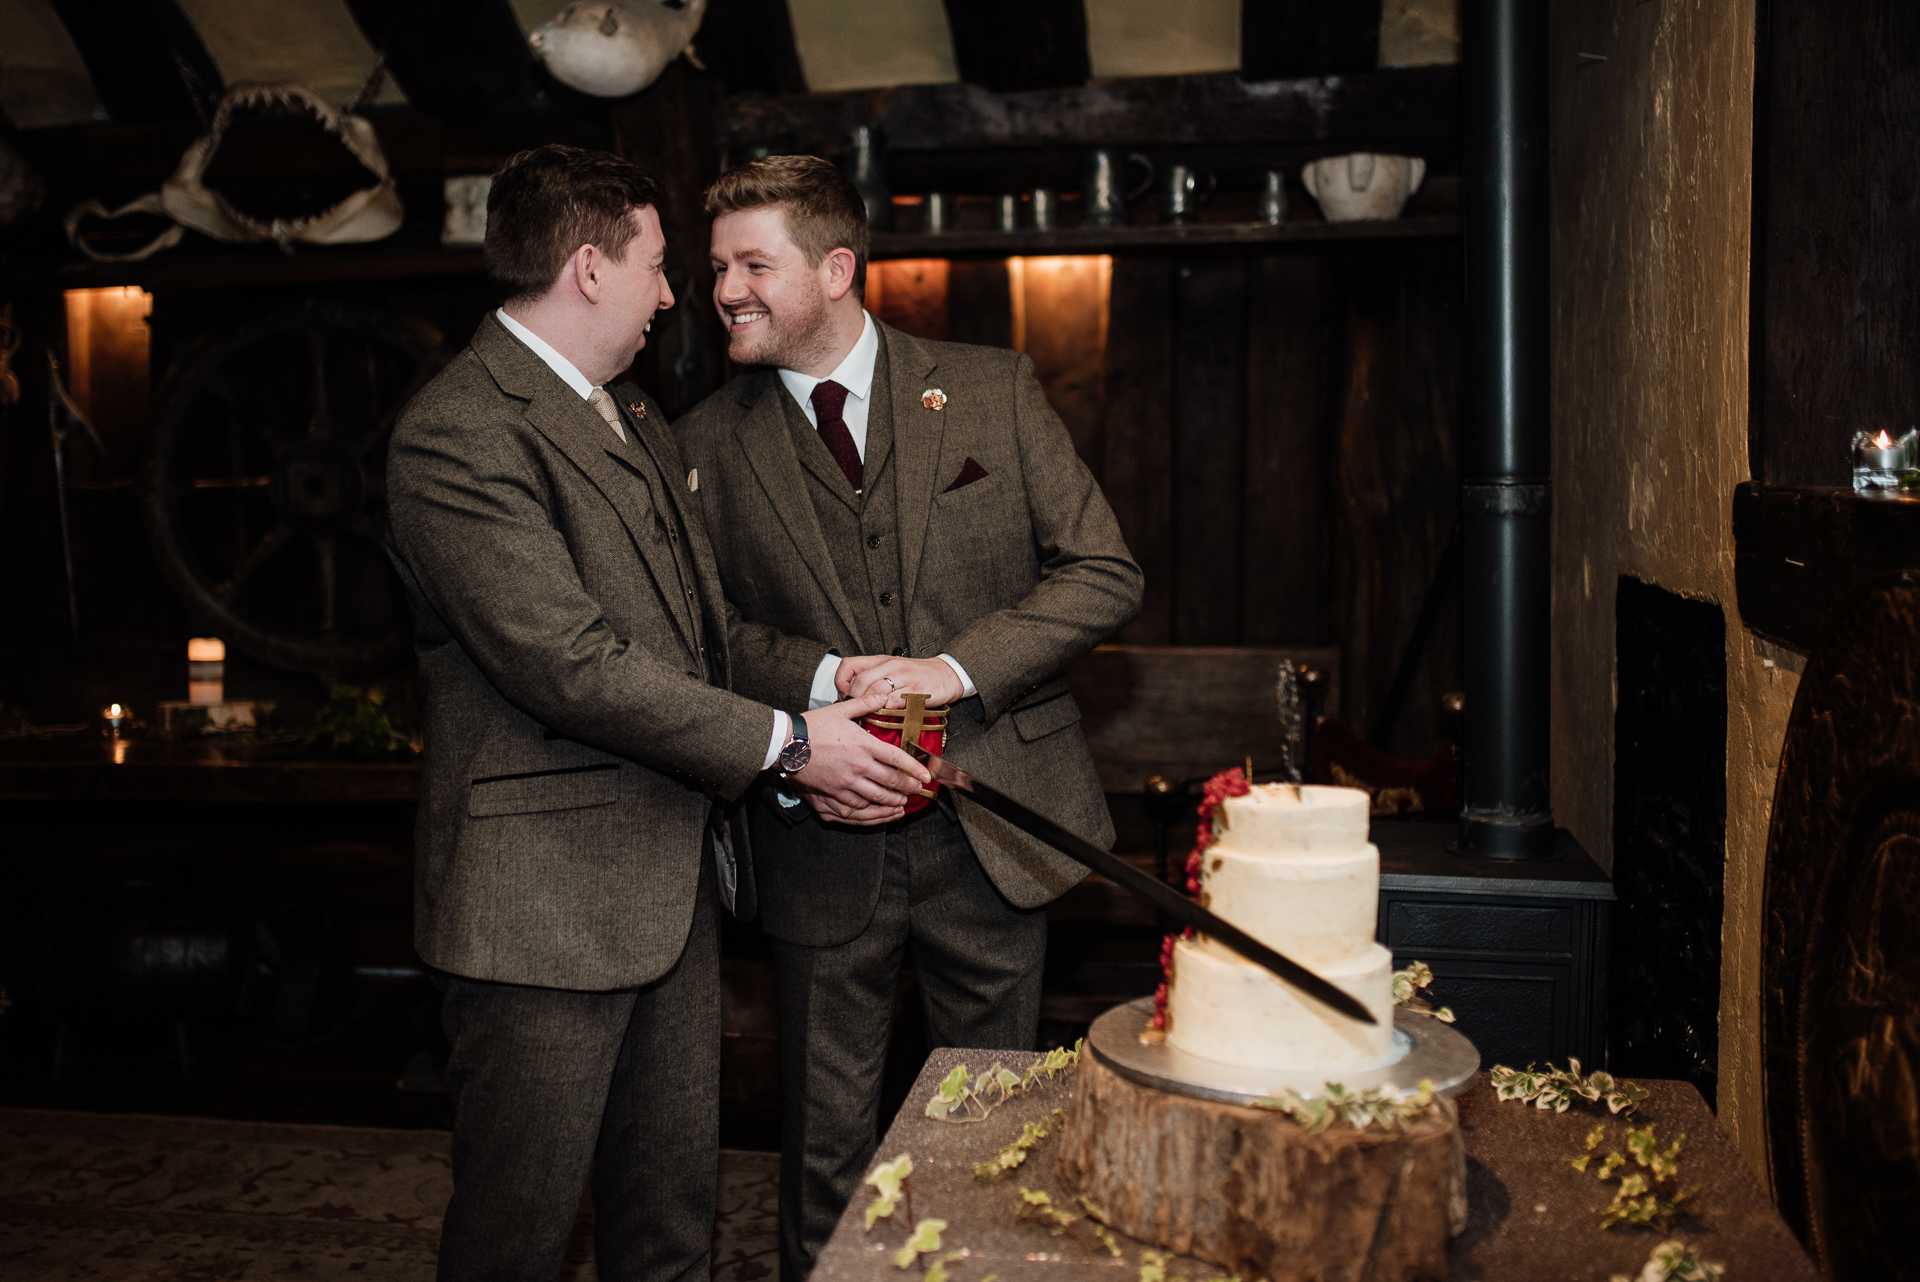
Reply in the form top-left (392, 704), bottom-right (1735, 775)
top-left (162, 84), bottom-right (404, 248)
top-left (529, 0), bottom-right (709, 98)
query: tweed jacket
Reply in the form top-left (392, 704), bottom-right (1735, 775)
top-left (674, 320), bottom-right (1143, 947)
top-left (386, 313), bottom-right (773, 991)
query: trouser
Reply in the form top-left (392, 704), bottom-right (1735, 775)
top-left (770, 808), bottom-right (1048, 1281)
top-left (435, 855), bottom-right (720, 1282)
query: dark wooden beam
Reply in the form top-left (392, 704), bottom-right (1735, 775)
top-left (1242, 0), bottom-right (1383, 81)
top-left (717, 65), bottom-right (1457, 156)
top-left (941, 0), bottom-right (1089, 93)
top-left (698, 0), bottom-right (808, 97)
top-left (1732, 483), bottom-right (1920, 653)
top-left (358, 1), bottom-right (612, 153)
top-left (611, 60), bottom-right (726, 418)
top-left (46, 0), bottom-right (223, 123)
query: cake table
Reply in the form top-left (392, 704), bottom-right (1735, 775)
top-left (808, 1048), bottom-right (1820, 1282)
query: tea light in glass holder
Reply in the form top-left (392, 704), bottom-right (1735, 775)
top-left (101, 702), bottom-right (131, 737)
top-left (1852, 427), bottom-right (1917, 493)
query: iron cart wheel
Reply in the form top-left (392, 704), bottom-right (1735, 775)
top-left (141, 303), bottom-right (451, 673)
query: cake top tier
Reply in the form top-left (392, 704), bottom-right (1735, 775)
top-left (1215, 783), bottom-right (1371, 851)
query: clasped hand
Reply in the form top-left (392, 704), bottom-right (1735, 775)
top-left (786, 654), bottom-right (962, 827)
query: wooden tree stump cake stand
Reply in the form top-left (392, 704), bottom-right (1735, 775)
top-left (1055, 1001), bottom-right (1475, 1282)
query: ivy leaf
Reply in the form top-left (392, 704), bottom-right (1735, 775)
top-left (1139, 1249), bottom-right (1170, 1282)
top-left (864, 1153), bottom-right (913, 1228)
top-left (894, 1218), bottom-right (947, 1269)
top-left (924, 1251), bottom-right (966, 1282)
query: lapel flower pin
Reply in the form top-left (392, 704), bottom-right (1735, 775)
top-left (626, 400), bottom-right (646, 419)
top-left (921, 388), bottom-right (947, 411)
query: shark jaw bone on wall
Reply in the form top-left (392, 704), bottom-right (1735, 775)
top-left (65, 84), bottom-right (403, 263)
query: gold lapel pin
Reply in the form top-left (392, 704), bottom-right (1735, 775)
top-left (627, 400), bottom-right (646, 419)
top-left (921, 388), bottom-right (947, 410)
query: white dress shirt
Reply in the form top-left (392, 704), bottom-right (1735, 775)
top-left (776, 312), bottom-right (975, 710)
top-left (496, 309), bottom-right (791, 769)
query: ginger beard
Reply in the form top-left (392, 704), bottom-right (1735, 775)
top-left (710, 206), bottom-right (846, 373)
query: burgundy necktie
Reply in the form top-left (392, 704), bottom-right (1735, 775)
top-left (810, 379), bottom-right (863, 493)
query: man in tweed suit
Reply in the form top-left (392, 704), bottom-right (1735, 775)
top-left (385, 146), bottom-right (927, 1282)
top-left (675, 156), bottom-right (1144, 1279)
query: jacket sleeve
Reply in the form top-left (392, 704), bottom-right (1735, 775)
top-left (387, 404), bottom-right (775, 800)
top-left (721, 597), bottom-right (836, 712)
top-left (941, 353), bottom-right (1145, 724)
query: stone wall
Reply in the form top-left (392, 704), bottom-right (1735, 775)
top-left (1547, 0), bottom-right (1792, 1182)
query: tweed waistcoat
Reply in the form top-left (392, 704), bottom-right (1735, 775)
top-left (778, 346), bottom-right (908, 658)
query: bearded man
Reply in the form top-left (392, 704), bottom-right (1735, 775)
top-left (385, 145), bottom-right (926, 1282)
top-left (673, 155), bottom-right (1143, 1279)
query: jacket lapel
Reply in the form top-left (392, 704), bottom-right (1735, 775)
top-left (733, 377), bottom-right (866, 644)
top-left (474, 319), bottom-right (699, 654)
top-left (880, 324), bottom-right (945, 614)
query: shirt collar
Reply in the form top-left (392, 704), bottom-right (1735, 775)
top-left (778, 311), bottom-right (878, 408)
top-left (495, 308), bottom-right (596, 400)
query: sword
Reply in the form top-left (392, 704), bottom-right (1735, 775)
top-left (906, 745), bottom-right (1377, 1026)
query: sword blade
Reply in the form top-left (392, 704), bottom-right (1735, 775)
top-left (911, 747), bottom-right (1377, 1027)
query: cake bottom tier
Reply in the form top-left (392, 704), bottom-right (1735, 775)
top-left (1166, 936), bottom-right (1395, 1071)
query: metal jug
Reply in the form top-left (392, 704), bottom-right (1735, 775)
top-left (1083, 149), bottom-right (1153, 229)
top-left (1160, 163), bottom-right (1216, 225)
top-left (847, 125), bottom-right (891, 231)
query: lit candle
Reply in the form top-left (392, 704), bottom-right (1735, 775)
top-left (1852, 428), bottom-right (1914, 492)
top-left (188, 636), bottom-right (226, 706)
top-left (101, 702), bottom-right (130, 737)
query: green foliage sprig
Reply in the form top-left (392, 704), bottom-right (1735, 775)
top-left (1013, 1190), bottom-right (1120, 1256)
top-left (306, 685), bottom-right (413, 761)
top-left (865, 1153), bottom-right (915, 1229)
top-left (926, 1042), bottom-right (1080, 1122)
top-left (1251, 1078), bottom-right (1441, 1134)
top-left (1584, 1122), bottom-right (1697, 1230)
top-left (973, 1108), bottom-right (1067, 1179)
top-left (1490, 1058), bottom-right (1649, 1116)
top-left (1391, 960), bottom-right (1456, 1022)
top-left (1609, 1238), bottom-right (1725, 1282)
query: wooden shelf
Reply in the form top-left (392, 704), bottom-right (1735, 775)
top-left (1733, 482), bottom-right (1920, 652)
top-left (0, 241), bottom-right (484, 295)
top-left (872, 215), bottom-right (1458, 259)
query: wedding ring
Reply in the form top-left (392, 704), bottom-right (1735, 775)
top-left (884, 677), bottom-right (897, 689)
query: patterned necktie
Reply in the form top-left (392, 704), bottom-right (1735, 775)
top-left (587, 388), bottom-right (627, 443)
top-left (809, 379), bottom-right (863, 493)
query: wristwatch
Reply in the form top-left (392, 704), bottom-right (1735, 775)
top-left (777, 712), bottom-right (811, 774)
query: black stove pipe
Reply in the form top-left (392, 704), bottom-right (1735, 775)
top-left (1458, 0), bottom-right (1554, 859)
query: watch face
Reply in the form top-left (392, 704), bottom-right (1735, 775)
top-left (780, 740), bottom-right (812, 773)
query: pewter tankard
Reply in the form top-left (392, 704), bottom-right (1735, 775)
top-left (1083, 149), bottom-right (1153, 228)
top-left (1160, 163), bottom-right (1216, 225)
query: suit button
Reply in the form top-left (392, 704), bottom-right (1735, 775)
top-left (686, 587), bottom-right (695, 598)
top-left (879, 592), bottom-right (894, 605)
top-left (892, 647), bottom-right (906, 657)
top-left (866, 535), bottom-right (882, 549)
top-left (668, 527), bottom-right (679, 541)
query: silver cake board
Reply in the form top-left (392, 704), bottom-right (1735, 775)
top-left (1087, 997), bottom-right (1481, 1106)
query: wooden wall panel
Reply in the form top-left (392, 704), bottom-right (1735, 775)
top-left (1242, 253), bottom-right (1326, 646)
top-left (1326, 243), bottom-right (1462, 755)
top-left (1013, 256), bottom-right (1111, 475)
top-left (1170, 259), bottom-right (1249, 644)
top-left (1102, 258), bottom-right (1176, 644)
top-left (946, 260), bottom-right (1013, 349)
top-left (869, 259), bottom-right (950, 341)
top-left (1754, 0), bottom-right (1920, 486)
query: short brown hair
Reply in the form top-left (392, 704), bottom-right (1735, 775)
top-left (704, 155), bottom-right (869, 298)
top-left (485, 145), bottom-right (666, 303)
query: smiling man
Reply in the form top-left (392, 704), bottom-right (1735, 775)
top-left (385, 145), bottom-right (926, 1282)
top-left (674, 155), bottom-right (1143, 1280)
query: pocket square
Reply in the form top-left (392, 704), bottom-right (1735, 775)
top-left (944, 457), bottom-right (989, 492)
